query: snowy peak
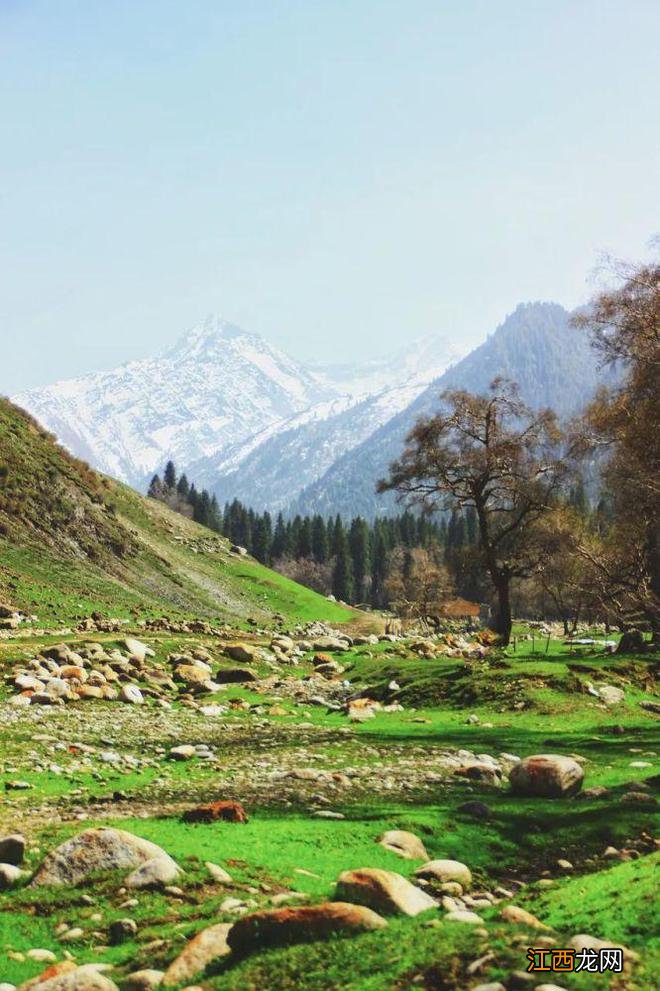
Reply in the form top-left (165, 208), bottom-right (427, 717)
top-left (12, 316), bottom-right (335, 489)
top-left (310, 332), bottom-right (463, 398)
top-left (12, 304), bottom-right (587, 520)
top-left (165, 316), bottom-right (254, 357)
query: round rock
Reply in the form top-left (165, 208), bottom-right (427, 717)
top-left (509, 755), bottom-right (584, 798)
top-left (415, 859), bottom-right (472, 887)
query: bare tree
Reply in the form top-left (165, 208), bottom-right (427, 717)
top-left (378, 378), bottom-right (569, 644)
top-left (534, 508), bottom-right (592, 635)
top-left (384, 546), bottom-right (452, 629)
top-left (573, 254), bottom-right (660, 636)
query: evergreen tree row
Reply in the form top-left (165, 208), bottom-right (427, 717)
top-left (148, 461), bottom-right (485, 607)
top-left (148, 461), bottom-right (592, 611)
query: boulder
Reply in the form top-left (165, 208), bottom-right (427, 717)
top-left (568, 933), bottom-right (638, 963)
top-left (15, 675), bottom-right (45, 691)
top-left (315, 662), bottom-right (345, 678)
top-left (169, 745), bottom-right (197, 761)
top-left (312, 652), bottom-right (334, 665)
top-left (19, 965), bottom-right (118, 991)
top-left (59, 666), bottom-right (87, 682)
top-left (205, 861), bottom-right (232, 883)
top-left (126, 855), bottom-right (180, 889)
top-left (123, 972), bottom-right (163, 991)
top-left (40, 645), bottom-right (71, 662)
top-left (620, 790), bottom-right (657, 805)
top-left (271, 635), bottom-right (294, 650)
top-left (174, 665), bottom-right (211, 687)
top-left (119, 685), bottom-right (144, 705)
top-left (124, 638), bottom-right (153, 661)
top-left (26, 951), bottom-right (57, 964)
top-left (224, 643), bottom-right (260, 663)
top-left (454, 764), bottom-right (502, 787)
top-left (162, 923), bottom-right (231, 986)
top-left (0, 833), bottom-right (26, 865)
top-left (335, 868), bottom-right (436, 916)
top-left (108, 918), bottom-right (138, 944)
top-left (77, 686), bottom-right (105, 700)
top-left (415, 859), bottom-right (472, 887)
top-left (215, 667), bottom-right (258, 683)
top-left (312, 637), bottom-right (350, 652)
top-left (377, 830), bottom-right (429, 860)
top-left (595, 685), bottom-right (625, 705)
top-left (509, 755), bottom-right (584, 798)
top-left (576, 786), bottom-right (609, 801)
top-left (226, 902), bottom-right (387, 953)
top-left (500, 905), bottom-right (550, 930)
top-left (45, 678), bottom-right (70, 698)
top-left (182, 801), bottom-right (248, 824)
top-left (31, 827), bottom-right (178, 888)
top-left (444, 909), bottom-right (483, 923)
top-left (0, 863), bottom-right (25, 889)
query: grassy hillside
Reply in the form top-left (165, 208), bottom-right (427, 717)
top-left (0, 398), bottom-right (354, 628)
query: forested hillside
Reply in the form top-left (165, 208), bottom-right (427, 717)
top-left (0, 398), bottom-right (354, 628)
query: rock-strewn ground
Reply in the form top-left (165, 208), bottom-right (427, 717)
top-left (0, 627), bottom-right (658, 991)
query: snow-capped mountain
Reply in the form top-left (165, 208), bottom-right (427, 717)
top-left (291, 302), bottom-right (608, 519)
top-left (13, 316), bottom-right (461, 497)
top-left (14, 305), bottom-right (601, 522)
top-left (190, 374), bottom-right (440, 512)
top-left (13, 317), bottom-right (335, 489)
top-left (309, 333), bottom-right (462, 398)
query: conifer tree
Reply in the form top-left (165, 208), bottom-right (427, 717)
top-left (163, 460), bottom-right (177, 490)
top-left (349, 516), bottom-right (371, 602)
top-left (252, 513), bottom-right (273, 564)
top-left (147, 473), bottom-right (162, 498)
top-left (332, 522), bottom-right (354, 603)
top-left (311, 515), bottom-right (329, 563)
top-left (371, 522), bottom-right (389, 608)
top-left (298, 517), bottom-right (313, 559)
top-left (271, 513), bottom-right (288, 559)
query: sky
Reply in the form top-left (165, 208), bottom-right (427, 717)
top-left (1, 0), bottom-right (659, 394)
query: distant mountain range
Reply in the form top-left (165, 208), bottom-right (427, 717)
top-left (291, 302), bottom-right (606, 519)
top-left (13, 318), bottom-right (333, 490)
top-left (12, 301), bottom-right (606, 519)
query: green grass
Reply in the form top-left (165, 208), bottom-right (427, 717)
top-left (0, 397), bottom-right (357, 629)
top-left (0, 630), bottom-right (657, 990)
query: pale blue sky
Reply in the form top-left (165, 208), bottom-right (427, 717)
top-left (1, 0), bottom-right (658, 392)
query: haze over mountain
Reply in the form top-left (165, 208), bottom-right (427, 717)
top-left (291, 302), bottom-right (607, 519)
top-left (13, 318), bottom-right (333, 490)
top-left (12, 302), bottom-right (606, 520)
top-left (13, 319), bottom-right (462, 496)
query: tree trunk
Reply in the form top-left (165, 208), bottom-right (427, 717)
top-left (491, 578), bottom-right (512, 645)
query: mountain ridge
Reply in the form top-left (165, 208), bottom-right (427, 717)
top-left (12, 317), bottom-right (460, 497)
top-left (10, 302), bottom-right (606, 522)
top-left (12, 317), bottom-right (335, 490)
top-left (290, 301), bottom-right (607, 519)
